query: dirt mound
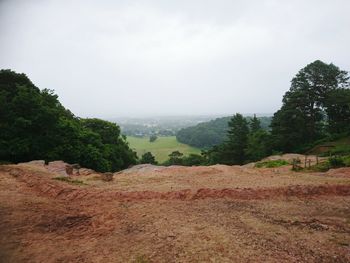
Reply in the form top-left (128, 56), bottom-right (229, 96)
top-left (3, 165), bottom-right (350, 202)
top-left (2, 163), bottom-right (350, 262)
top-left (117, 164), bottom-right (165, 174)
top-left (326, 167), bottom-right (350, 178)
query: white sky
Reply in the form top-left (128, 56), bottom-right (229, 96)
top-left (1, 0), bottom-right (349, 117)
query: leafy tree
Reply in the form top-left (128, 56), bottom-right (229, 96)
top-left (271, 60), bottom-right (349, 152)
top-left (140, 152), bottom-right (157, 164)
top-left (167, 151), bottom-right (183, 165)
top-left (182, 153), bottom-right (207, 166)
top-left (149, 134), bottom-right (158, 142)
top-left (245, 130), bottom-right (271, 161)
top-left (0, 69), bottom-right (137, 172)
top-left (324, 88), bottom-right (350, 134)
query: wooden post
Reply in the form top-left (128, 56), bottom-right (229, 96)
top-left (292, 159), bottom-right (295, 170)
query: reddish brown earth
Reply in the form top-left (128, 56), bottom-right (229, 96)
top-left (1, 163), bottom-right (350, 262)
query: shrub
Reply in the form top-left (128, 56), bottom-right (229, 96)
top-left (330, 145), bottom-right (350, 156)
top-left (308, 162), bottom-right (331, 172)
top-left (343, 155), bottom-right (350, 167)
top-left (328, 156), bottom-right (345, 168)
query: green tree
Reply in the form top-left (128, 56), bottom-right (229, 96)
top-left (149, 134), bottom-right (158, 142)
top-left (182, 153), bottom-right (207, 166)
top-left (223, 113), bottom-right (249, 164)
top-left (249, 114), bottom-right (261, 133)
top-left (271, 60), bottom-right (349, 152)
top-left (0, 69), bottom-right (137, 172)
top-left (167, 151), bottom-right (183, 165)
top-left (245, 130), bottom-right (271, 161)
top-left (140, 152), bottom-right (157, 164)
top-left (324, 88), bottom-right (350, 134)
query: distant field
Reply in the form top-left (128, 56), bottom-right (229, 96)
top-left (126, 136), bottom-right (201, 163)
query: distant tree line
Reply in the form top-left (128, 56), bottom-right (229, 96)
top-left (176, 116), bottom-right (271, 149)
top-left (2, 59), bottom-right (349, 170)
top-left (0, 70), bottom-right (137, 172)
top-left (158, 60), bottom-right (350, 166)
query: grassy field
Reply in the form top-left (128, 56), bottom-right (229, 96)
top-left (126, 136), bottom-right (201, 163)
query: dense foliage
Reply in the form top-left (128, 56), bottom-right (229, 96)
top-left (162, 151), bottom-right (207, 166)
top-left (172, 60), bottom-right (350, 167)
top-left (0, 69), bottom-right (137, 172)
top-left (140, 152), bottom-right (157, 165)
top-left (203, 114), bottom-right (272, 165)
top-left (270, 60), bottom-right (350, 152)
top-left (149, 135), bottom-right (158, 142)
top-left (176, 116), bottom-right (271, 148)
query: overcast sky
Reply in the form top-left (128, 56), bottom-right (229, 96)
top-left (1, 0), bottom-right (349, 118)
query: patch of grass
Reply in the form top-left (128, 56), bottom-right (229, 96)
top-left (306, 161), bottom-right (332, 172)
top-left (343, 155), bottom-right (350, 166)
top-left (304, 155), bottom-right (350, 172)
top-left (329, 145), bottom-right (350, 156)
top-left (127, 136), bottom-right (201, 163)
top-left (310, 136), bottom-right (350, 156)
top-left (255, 159), bottom-right (289, 168)
top-left (53, 176), bottom-right (86, 185)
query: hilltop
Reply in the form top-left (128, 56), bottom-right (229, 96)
top-left (1, 159), bottom-right (350, 262)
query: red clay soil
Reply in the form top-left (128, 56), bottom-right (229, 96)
top-left (1, 164), bottom-right (350, 262)
top-left (4, 165), bottom-right (350, 202)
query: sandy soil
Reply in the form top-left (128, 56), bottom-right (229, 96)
top-left (1, 164), bottom-right (350, 262)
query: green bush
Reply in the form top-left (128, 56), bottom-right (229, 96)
top-left (328, 156), bottom-right (345, 167)
top-left (343, 155), bottom-right (350, 166)
top-left (255, 159), bottom-right (289, 168)
top-left (307, 155), bottom-right (350, 172)
top-left (330, 145), bottom-right (350, 156)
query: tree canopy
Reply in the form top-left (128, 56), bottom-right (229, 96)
top-left (176, 116), bottom-right (271, 149)
top-left (0, 69), bottom-right (137, 172)
top-left (270, 60), bottom-right (350, 152)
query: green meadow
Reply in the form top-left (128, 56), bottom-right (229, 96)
top-left (126, 136), bottom-right (201, 163)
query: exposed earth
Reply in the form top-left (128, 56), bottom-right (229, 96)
top-left (0, 160), bottom-right (350, 263)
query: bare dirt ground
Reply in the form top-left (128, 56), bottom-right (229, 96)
top-left (1, 163), bottom-right (350, 263)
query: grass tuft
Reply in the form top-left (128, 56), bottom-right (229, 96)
top-left (53, 176), bottom-right (86, 185)
top-left (255, 159), bottom-right (289, 168)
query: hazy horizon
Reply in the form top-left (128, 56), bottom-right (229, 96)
top-left (1, 0), bottom-right (349, 118)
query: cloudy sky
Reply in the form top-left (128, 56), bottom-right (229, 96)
top-left (1, 0), bottom-right (349, 118)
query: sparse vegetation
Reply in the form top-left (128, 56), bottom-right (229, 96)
top-left (303, 155), bottom-right (350, 172)
top-left (255, 160), bottom-right (289, 168)
top-left (53, 176), bottom-right (86, 185)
